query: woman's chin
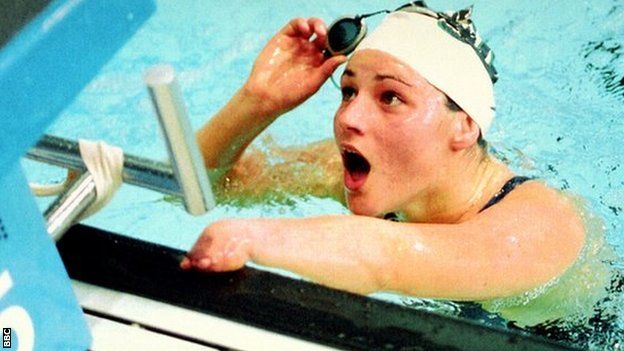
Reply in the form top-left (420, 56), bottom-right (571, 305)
top-left (346, 195), bottom-right (383, 217)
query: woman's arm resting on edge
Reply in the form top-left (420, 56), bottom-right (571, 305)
top-left (181, 184), bottom-right (585, 300)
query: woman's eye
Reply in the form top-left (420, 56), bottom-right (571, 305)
top-left (341, 87), bottom-right (356, 101)
top-left (380, 91), bottom-right (402, 106)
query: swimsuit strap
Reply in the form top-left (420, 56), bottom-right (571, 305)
top-left (383, 212), bottom-right (400, 222)
top-left (479, 176), bottom-right (533, 212)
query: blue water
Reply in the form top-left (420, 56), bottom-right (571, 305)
top-left (23, 0), bottom-right (624, 349)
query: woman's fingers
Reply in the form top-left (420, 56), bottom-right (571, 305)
top-left (319, 55), bottom-right (348, 78)
top-left (180, 229), bottom-right (214, 270)
top-left (284, 17), bottom-right (311, 38)
top-left (280, 17), bottom-right (335, 56)
top-left (308, 17), bottom-right (328, 50)
top-left (180, 257), bottom-right (191, 270)
top-left (180, 220), bottom-right (254, 272)
top-left (197, 257), bottom-right (212, 270)
top-left (180, 255), bottom-right (212, 271)
top-left (284, 17), bottom-right (328, 43)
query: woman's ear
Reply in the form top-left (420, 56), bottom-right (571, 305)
top-left (450, 111), bottom-right (480, 151)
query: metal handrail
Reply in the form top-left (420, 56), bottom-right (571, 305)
top-left (44, 171), bottom-right (96, 240)
top-left (27, 134), bottom-right (182, 197)
top-left (26, 64), bottom-right (215, 239)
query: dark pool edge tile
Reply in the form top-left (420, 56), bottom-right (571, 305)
top-left (0, 0), bottom-right (51, 47)
top-left (57, 224), bottom-right (580, 351)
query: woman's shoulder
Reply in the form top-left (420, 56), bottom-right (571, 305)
top-left (479, 183), bottom-right (614, 328)
top-left (470, 177), bottom-right (586, 277)
top-left (492, 178), bottom-right (584, 222)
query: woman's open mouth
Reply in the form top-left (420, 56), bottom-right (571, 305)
top-left (341, 147), bottom-right (371, 192)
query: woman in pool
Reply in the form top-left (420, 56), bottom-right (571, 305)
top-left (180, 7), bottom-right (586, 301)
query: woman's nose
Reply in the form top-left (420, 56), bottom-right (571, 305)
top-left (335, 97), bottom-right (368, 136)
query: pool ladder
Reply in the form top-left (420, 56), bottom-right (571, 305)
top-left (26, 65), bottom-right (215, 239)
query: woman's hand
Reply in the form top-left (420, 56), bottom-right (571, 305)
top-left (180, 219), bottom-right (261, 272)
top-left (243, 17), bottom-right (347, 118)
top-left (196, 18), bottom-right (346, 169)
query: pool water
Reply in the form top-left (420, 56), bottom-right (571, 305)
top-left (23, 0), bottom-right (624, 349)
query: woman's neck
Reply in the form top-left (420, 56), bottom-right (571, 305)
top-left (402, 150), bottom-right (513, 223)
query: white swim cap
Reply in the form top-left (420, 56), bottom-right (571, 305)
top-left (353, 9), bottom-right (496, 135)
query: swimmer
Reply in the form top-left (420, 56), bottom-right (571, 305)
top-left (180, 3), bottom-right (586, 301)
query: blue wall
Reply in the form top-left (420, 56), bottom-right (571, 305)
top-left (0, 0), bottom-right (155, 349)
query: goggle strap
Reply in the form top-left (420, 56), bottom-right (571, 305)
top-left (357, 9), bottom-right (390, 20)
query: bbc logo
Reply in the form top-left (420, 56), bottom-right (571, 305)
top-left (2, 328), bottom-right (10, 349)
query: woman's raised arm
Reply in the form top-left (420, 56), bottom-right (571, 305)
top-left (196, 18), bottom-right (346, 170)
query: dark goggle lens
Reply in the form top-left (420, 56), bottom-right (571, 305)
top-left (327, 18), bottom-right (362, 53)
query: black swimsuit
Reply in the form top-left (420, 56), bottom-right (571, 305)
top-left (383, 176), bottom-right (532, 221)
top-left (479, 176), bottom-right (532, 212)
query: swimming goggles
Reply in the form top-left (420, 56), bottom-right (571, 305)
top-left (324, 1), bottom-right (498, 83)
